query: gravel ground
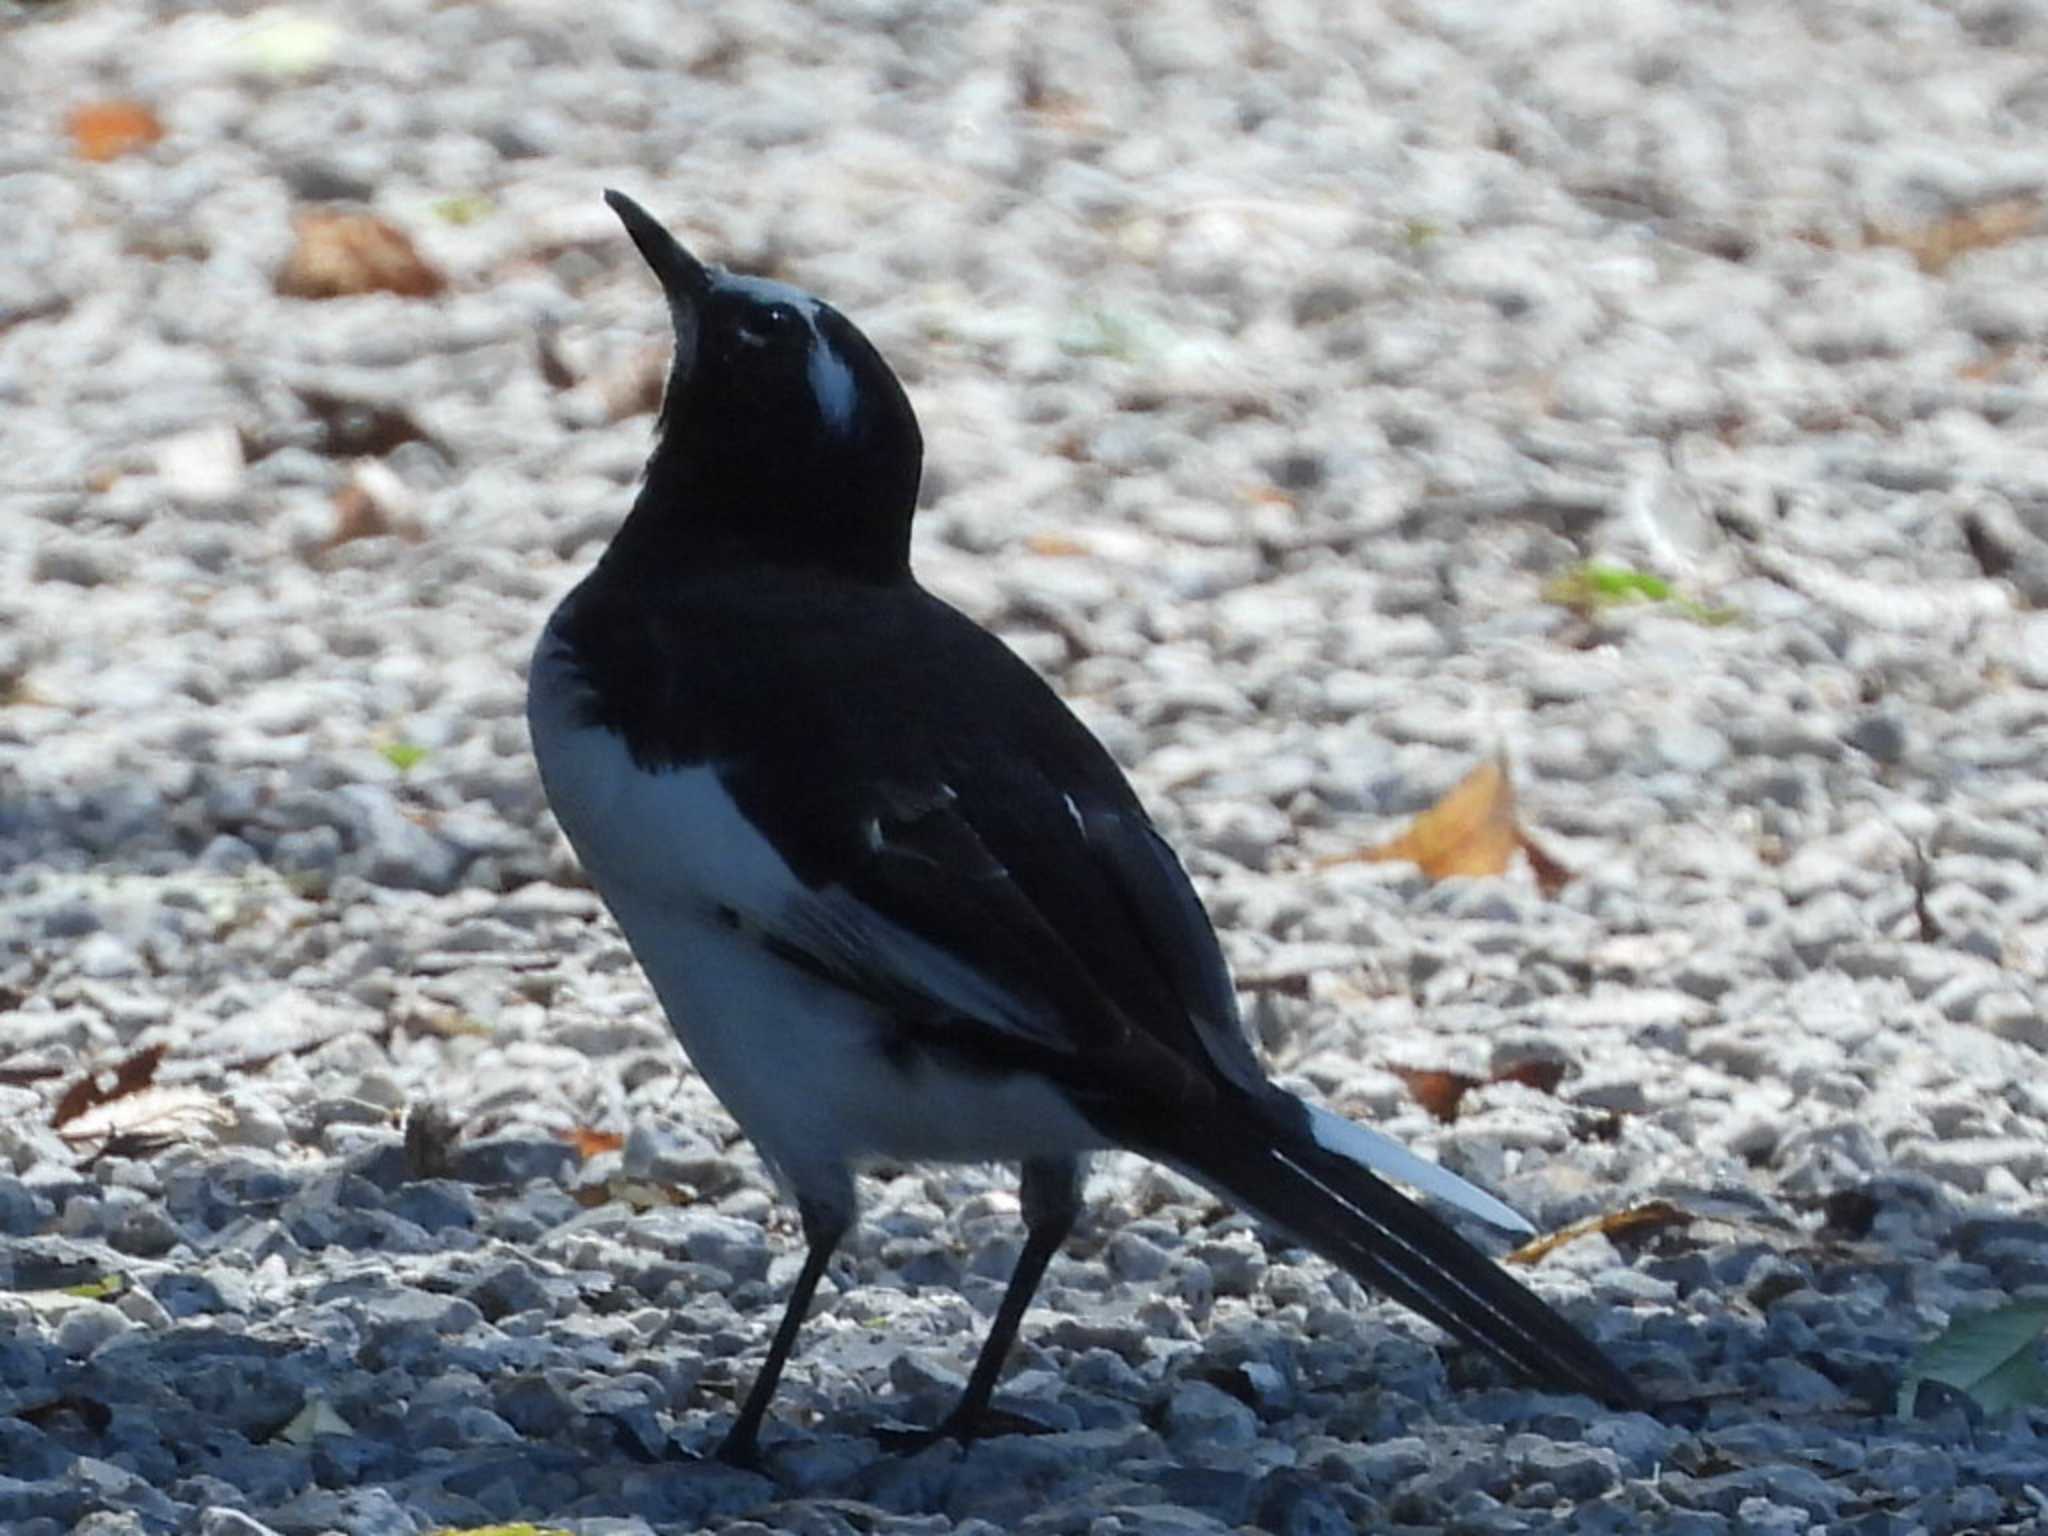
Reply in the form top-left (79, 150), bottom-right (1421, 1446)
top-left (8, 1), bottom-right (2048, 1532)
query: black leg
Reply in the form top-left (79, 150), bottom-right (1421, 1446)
top-left (883, 1154), bottom-right (1083, 1451)
top-left (717, 1197), bottom-right (848, 1469)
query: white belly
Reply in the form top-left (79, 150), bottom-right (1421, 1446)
top-left (526, 617), bottom-right (1106, 1193)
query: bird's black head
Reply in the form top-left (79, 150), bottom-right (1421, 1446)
top-left (602, 190), bottom-right (923, 585)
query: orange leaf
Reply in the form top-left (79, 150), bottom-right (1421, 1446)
top-left (1505, 1201), bottom-right (1692, 1267)
top-left (559, 1126), bottom-right (625, 1161)
top-left (276, 211), bottom-right (447, 300)
top-left (1322, 753), bottom-right (1573, 892)
top-left (1390, 1066), bottom-right (1481, 1123)
top-left (69, 101), bottom-right (164, 162)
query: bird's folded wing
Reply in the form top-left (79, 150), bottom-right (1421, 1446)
top-left (744, 779), bottom-right (1131, 1054)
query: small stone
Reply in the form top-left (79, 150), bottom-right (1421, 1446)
top-left (1653, 719), bottom-right (1730, 774)
top-left (0, 1176), bottom-right (53, 1237)
top-left (1162, 1379), bottom-right (1258, 1452)
top-left (1842, 713), bottom-right (1906, 762)
top-left (335, 784), bottom-right (462, 894)
top-left (54, 1301), bottom-right (133, 1357)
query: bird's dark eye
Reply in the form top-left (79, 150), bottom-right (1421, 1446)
top-left (734, 303), bottom-right (800, 349)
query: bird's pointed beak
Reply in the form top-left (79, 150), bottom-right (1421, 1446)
top-left (604, 189), bottom-right (709, 304)
top-left (605, 189), bottom-right (708, 386)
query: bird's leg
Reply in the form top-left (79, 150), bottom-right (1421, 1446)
top-left (716, 1194), bottom-right (848, 1469)
top-left (879, 1154), bottom-right (1083, 1452)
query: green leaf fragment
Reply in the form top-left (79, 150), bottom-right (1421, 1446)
top-left (434, 194), bottom-right (494, 226)
top-left (60, 1274), bottom-right (129, 1300)
top-left (1543, 562), bottom-right (1738, 626)
top-left (1897, 1301), bottom-right (2048, 1418)
top-left (380, 741), bottom-right (428, 772)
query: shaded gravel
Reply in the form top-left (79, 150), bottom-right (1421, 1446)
top-left (7, 0), bottom-right (2048, 1532)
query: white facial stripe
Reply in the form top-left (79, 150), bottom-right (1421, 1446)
top-left (807, 331), bottom-right (856, 435)
top-left (711, 271), bottom-right (858, 435)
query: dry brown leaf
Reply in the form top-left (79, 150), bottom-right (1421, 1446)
top-left (1492, 1059), bottom-right (1568, 1097)
top-left (69, 101), bottom-right (164, 162)
top-left (1392, 1058), bottom-right (1568, 1123)
top-left (1389, 1066), bottom-right (1480, 1123)
top-left (560, 1126), bottom-right (625, 1161)
top-left (53, 1043), bottom-right (166, 1129)
top-left (1867, 198), bottom-right (2040, 276)
top-left (1322, 754), bottom-right (1573, 893)
top-left (1505, 1201), bottom-right (1692, 1267)
top-left (1519, 831), bottom-right (1574, 899)
top-left (276, 211), bottom-right (447, 300)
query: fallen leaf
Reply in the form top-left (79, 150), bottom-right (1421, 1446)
top-left (1519, 832), bottom-right (1574, 900)
top-left (68, 101), bottom-right (163, 162)
top-left (1492, 1059), bottom-right (1567, 1097)
top-left (560, 1126), bottom-right (625, 1161)
top-left (53, 1044), bottom-right (166, 1130)
top-left (58, 1085), bottom-right (235, 1155)
top-left (277, 210), bottom-right (446, 300)
top-left (291, 385), bottom-right (435, 458)
top-left (1392, 1058), bottom-right (1570, 1123)
top-left (1868, 197), bottom-right (2040, 276)
top-left (1505, 1201), bottom-right (1692, 1266)
top-left (1543, 562), bottom-right (1738, 626)
top-left (1389, 1066), bottom-right (1481, 1123)
top-left (1324, 754), bottom-right (1571, 891)
top-left (59, 1274), bottom-right (130, 1301)
top-left (1897, 1302), bottom-right (2048, 1418)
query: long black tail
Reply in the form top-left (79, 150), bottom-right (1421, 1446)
top-left (1153, 1101), bottom-right (1639, 1408)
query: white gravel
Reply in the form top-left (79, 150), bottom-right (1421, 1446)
top-left (7, 0), bottom-right (2048, 1532)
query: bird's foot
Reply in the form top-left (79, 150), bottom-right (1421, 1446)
top-left (712, 1429), bottom-right (766, 1473)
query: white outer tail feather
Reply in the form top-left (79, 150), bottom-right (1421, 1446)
top-left (1305, 1104), bottom-right (1535, 1236)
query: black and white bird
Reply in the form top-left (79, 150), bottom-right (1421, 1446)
top-left (529, 191), bottom-right (1637, 1466)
